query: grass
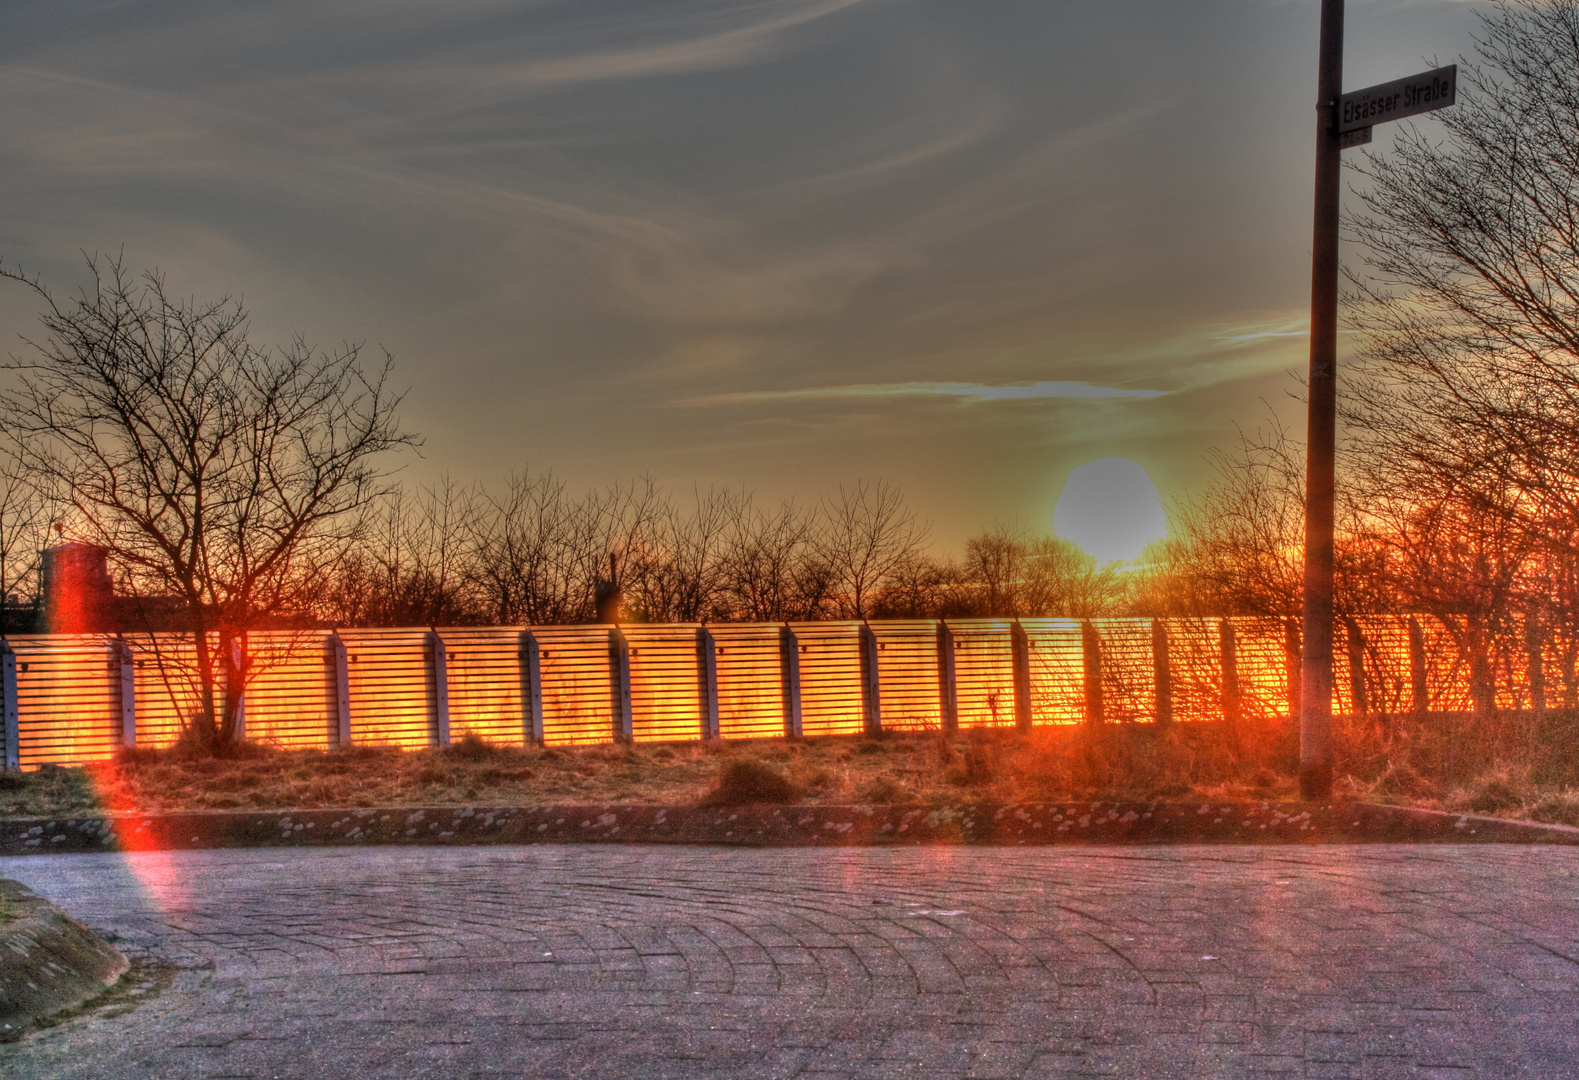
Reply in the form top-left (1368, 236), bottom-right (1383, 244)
top-left (1, 724), bottom-right (1292, 818)
top-left (1328, 707), bottom-right (1579, 827)
top-left (1, 712), bottom-right (1577, 825)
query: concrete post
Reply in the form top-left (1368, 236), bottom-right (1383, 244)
top-left (117, 640), bottom-right (136, 747)
top-left (1408, 616), bottom-right (1429, 714)
top-left (329, 632), bottom-right (352, 748)
top-left (1151, 619), bottom-right (1172, 727)
top-left (859, 622), bottom-right (882, 737)
top-left (937, 621), bottom-right (958, 734)
top-left (697, 626), bottom-right (721, 740)
top-left (227, 638), bottom-right (245, 742)
top-left (1343, 617), bottom-right (1368, 720)
top-left (520, 630), bottom-right (545, 745)
top-left (1218, 619), bottom-right (1242, 727)
top-left (1285, 617), bottom-right (1303, 720)
top-left (1010, 621), bottom-right (1033, 731)
top-left (427, 631), bottom-right (451, 746)
top-left (1081, 621), bottom-right (1105, 725)
top-left (610, 626), bottom-right (633, 742)
top-left (780, 625), bottom-right (803, 738)
top-left (1526, 620), bottom-right (1547, 724)
top-left (1, 642), bottom-right (16, 771)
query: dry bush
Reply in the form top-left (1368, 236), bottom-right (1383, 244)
top-left (442, 733), bottom-right (503, 762)
top-left (697, 759), bottom-right (800, 807)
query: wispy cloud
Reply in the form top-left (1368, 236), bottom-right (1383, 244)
top-left (685, 380), bottom-right (1168, 405)
top-left (492, 0), bottom-right (869, 88)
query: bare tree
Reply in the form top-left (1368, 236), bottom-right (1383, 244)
top-left (719, 496), bottom-right (819, 621)
top-left (1135, 420), bottom-right (1310, 617)
top-left (816, 480), bottom-right (929, 619)
top-left (328, 479), bottom-right (482, 627)
top-left (1340, 0), bottom-right (1579, 707)
top-left (955, 523), bottom-right (1120, 617)
top-left (1019, 535), bottom-right (1121, 617)
top-left (868, 551), bottom-right (963, 618)
top-left (627, 486), bottom-right (740, 623)
top-left (0, 455), bottom-right (55, 633)
top-left (0, 254), bottom-right (415, 749)
top-left (963, 525), bottom-right (1027, 616)
top-left (463, 470), bottom-right (588, 625)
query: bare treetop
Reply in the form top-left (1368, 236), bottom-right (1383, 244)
top-left (0, 253), bottom-right (417, 748)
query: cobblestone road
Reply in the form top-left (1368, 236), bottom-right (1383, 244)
top-left (2, 844), bottom-right (1577, 1079)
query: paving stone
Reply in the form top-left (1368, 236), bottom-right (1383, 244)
top-left (0, 844), bottom-right (1576, 1078)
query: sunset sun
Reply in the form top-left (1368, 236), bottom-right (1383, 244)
top-left (1052, 457), bottom-right (1168, 565)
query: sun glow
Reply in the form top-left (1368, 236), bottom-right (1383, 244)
top-left (1053, 457), bottom-right (1168, 565)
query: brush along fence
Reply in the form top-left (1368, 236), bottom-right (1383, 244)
top-left (0, 615), bottom-right (1562, 770)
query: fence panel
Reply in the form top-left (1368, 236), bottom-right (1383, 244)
top-left (1090, 619), bottom-right (1154, 723)
top-left (1414, 616), bottom-right (1473, 712)
top-left (337, 629), bottom-right (434, 748)
top-left (1490, 627), bottom-right (1533, 713)
top-left (1344, 616), bottom-right (1410, 716)
top-left (623, 624), bottom-right (706, 743)
top-left (942, 619), bottom-right (1017, 728)
top-left (710, 624), bottom-right (786, 740)
top-left (11, 636), bottom-right (119, 769)
top-left (870, 620), bottom-right (943, 731)
top-left (787, 622), bottom-right (864, 737)
top-left (1229, 618), bottom-right (1294, 722)
top-left (1018, 619), bottom-right (1085, 724)
top-left (1161, 619), bottom-right (1222, 723)
top-left (125, 634), bottom-right (206, 749)
top-left (241, 630), bottom-right (337, 750)
top-left (1541, 631), bottom-right (1578, 711)
top-left (530, 626), bottom-right (616, 746)
top-left (437, 627), bottom-right (529, 747)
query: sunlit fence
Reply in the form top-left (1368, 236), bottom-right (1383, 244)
top-left (0, 616), bottom-right (1567, 770)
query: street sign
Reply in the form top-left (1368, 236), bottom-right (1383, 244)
top-left (1338, 127), bottom-right (1371, 150)
top-left (1339, 65), bottom-right (1455, 134)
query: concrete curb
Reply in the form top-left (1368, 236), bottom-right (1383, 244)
top-left (1, 800), bottom-right (1575, 853)
top-left (0, 877), bottom-right (128, 1040)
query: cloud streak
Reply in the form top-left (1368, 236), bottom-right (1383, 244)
top-left (495, 0), bottom-right (869, 88)
top-left (686, 380), bottom-right (1169, 406)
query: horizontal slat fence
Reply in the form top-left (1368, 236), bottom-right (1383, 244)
top-left (0, 615), bottom-right (1565, 770)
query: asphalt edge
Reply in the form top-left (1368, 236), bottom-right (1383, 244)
top-left (0, 877), bottom-right (129, 1041)
top-left (1, 800), bottom-right (1576, 853)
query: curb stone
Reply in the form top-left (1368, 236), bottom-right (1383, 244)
top-left (1, 801), bottom-right (1575, 853)
top-left (0, 877), bottom-right (128, 1040)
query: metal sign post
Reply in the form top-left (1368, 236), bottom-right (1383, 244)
top-left (1300, 0), bottom-right (1455, 799)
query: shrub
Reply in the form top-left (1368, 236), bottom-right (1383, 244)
top-left (698, 759), bottom-right (800, 807)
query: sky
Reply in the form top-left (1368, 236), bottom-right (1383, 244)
top-left (0, 0), bottom-right (1484, 553)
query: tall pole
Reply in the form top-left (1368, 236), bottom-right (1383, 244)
top-left (1300, 0), bottom-right (1344, 800)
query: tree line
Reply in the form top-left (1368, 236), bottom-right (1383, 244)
top-left (320, 475), bottom-right (1129, 628)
